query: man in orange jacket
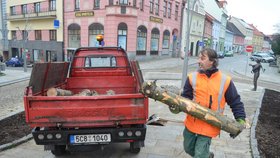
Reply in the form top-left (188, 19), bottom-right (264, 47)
top-left (181, 48), bottom-right (246, 158)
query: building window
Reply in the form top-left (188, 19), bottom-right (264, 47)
top-left (150, 28), bottom-right (159, 55)
top-left (89, 23), bottom-right (104, 46)
top-left (119, 0), bottom-right (128, 5)
top-left (175, 3), bottom-right (179, 20)
top-left (33, 49), bottom-right (44, 62)
top-left (22, 30), bottom-right (28, 40)
top-left (75, 0), bottom-right (80, 10)
top-left (34, 3), bottom-right (40, 13)
top-left (167, 2), bottom-right (171, 18)
top-left (68, 24), bottom-right (81, 48)
top-left (140, 0), bottom-right (144, 10)
top-left (49, 0), bottom-right (56, 11)
top-left (155, 0), bottom-right (159, 15)
top-left (136, 25), bottom-right (147, 55)
top-left (94, 0), bottom-right (100, 9)
top-left (11, 31), bottom-right (17, 40)
top-left (35, 30), bottom-right (42, 40)
top-left (109, 0), bottom-right (114, 5)
top-left (162, 30), bottom-right (170, 49)
top-left (10, 6), bottom-right (16, 15)
top-left (163, 1), bottom-right (167, 17)
top-left (46, 50), bottom-right (57, 62)
top-left (49, 30), bottom-right (57, 41)
top-left (150, 0), bottom-right (154, 13)
top-left (133, 0), bottom-right (137, 7)
top-left (22, 4), bottom-right (27, 14)
top-left (118, 23), bottom-right (127, 50)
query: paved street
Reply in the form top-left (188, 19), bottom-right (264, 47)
top-left (0, 54), bottom-right (279, 157)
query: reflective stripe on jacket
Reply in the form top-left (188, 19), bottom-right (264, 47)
top-left (184, 71), bottom-right (231, 138)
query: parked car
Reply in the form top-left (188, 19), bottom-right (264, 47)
top-left (250, 53), bottom-right (275, 63)
top-left (5, 57), bottom-right (24, 67)
top-left (217, 51), bottom-right (224, 58)
top-left (224, 50), bottom-right (234, 57)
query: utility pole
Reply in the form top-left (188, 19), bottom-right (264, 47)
top-left (181, 0), bottom-right (197, 88)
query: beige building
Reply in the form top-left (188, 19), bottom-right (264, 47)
top-left (6, 0), bottom-right (64, 63)
top-left (250, 24), bottom-right (264, 52)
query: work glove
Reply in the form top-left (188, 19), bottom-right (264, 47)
top-left (229, 118), bottom-right (247, 139)
top-left (169, 105), bottom-right (181, 114)
top-left (236, 118), bottom-right (246, 125)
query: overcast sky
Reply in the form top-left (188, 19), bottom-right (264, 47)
top-left (226, 0), bottom-right (280, 35)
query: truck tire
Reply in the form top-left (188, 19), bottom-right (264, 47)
top-left (51, 145), bottom-right (66, 156)
top-left (129, 142), bottom-right (141, 154)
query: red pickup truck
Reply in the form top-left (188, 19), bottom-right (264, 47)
top-left (24, 47), bottom-right (148, 156)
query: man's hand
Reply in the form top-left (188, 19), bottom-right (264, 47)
top-left (236, 118), bottom-right (245, 124)
top-left (236, 118), bottom-right (251, 129)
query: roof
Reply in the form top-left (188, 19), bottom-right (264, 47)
top-left (226, 22), bottom-right (245, 37)
top-left (237, 18), bottom-right (253, 30)
top-left (249, 24), bottom-right (264, 36)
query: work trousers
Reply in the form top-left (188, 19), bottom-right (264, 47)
top-left (253, 72), bottom-right (260, 91)
top-left (183, 127), bottom-right (212, 158)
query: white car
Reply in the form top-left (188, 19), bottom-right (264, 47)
top-left (250, 53), bottom-right (275, 63)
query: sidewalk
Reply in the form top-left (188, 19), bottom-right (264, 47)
top-left (0, 57), bottom-right (273, 157)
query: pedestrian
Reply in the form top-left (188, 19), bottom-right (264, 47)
top-left (180, 48), bottom-right (246, 158)
top-left (249, 59), bottom-right (265, 91)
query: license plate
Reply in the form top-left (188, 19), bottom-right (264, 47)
top-left (70, 134), bottom-right (111, 144)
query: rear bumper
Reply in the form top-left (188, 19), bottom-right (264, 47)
top-left (32, 125), bottom-right (146, 145)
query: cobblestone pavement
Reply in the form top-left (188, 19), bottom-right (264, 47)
top-left (0, 80), bottom-right (29, 120)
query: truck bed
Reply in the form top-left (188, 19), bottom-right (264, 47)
top-left (24, 93), bottom-right (148, 128)
top-left (24, 64), bottom-right (148, 128)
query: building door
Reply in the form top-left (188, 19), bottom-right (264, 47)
top-left (190, 42), bottom-right (194, 56)
top-left (150, 28), bottom-right (160, 55)
top-left (136, 25), bottom-right (147, 55)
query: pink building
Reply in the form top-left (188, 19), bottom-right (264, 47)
top-left (64, 0), bottom-right (183, 60)
top-left (203, 12), bottom-right (214, 48)
top-left (227, 22), bottom-right (245, 53)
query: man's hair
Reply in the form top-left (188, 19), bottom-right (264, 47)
top-left (200, 48), bottom-right (219, 67)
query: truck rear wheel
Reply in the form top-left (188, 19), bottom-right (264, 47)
top-left (129, 142), bottom-right (141, 153)
top-left (51, 145), bottom-right (66, 156)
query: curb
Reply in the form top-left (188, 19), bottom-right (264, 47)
top-left (250, 88), bottom-right (265, 158)
top-left (0, 134), bottom-right (33, 152)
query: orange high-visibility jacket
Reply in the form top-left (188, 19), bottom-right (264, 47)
top-left (184, 71), bottom-right (231, 138)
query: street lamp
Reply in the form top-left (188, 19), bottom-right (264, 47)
top-left (181, 0), bottom-right (197, 89)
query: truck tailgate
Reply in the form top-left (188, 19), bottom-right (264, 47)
top-left (24, 94), bottom-right (148, 128)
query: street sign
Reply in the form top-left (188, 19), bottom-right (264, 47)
top-left (198, 41), bottom-right (204, 46)
top-left (54, 20), bottom-right (59, 29)
top-left (246, 45), bottom-right (253, 52)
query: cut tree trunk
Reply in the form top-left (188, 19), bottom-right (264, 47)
top-left (74, 89), bottom-right (92, 96)
top-left (47, 88), bottom-right (73, 96)
top-left (141, 81), bottom-right (244, 138)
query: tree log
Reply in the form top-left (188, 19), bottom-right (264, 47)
top-left (74, 89), bottom-right (92, 96)
top-left (47, 88), bottom-right (73, 96)
top-left (141, 81), bottom-right (244, 138)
